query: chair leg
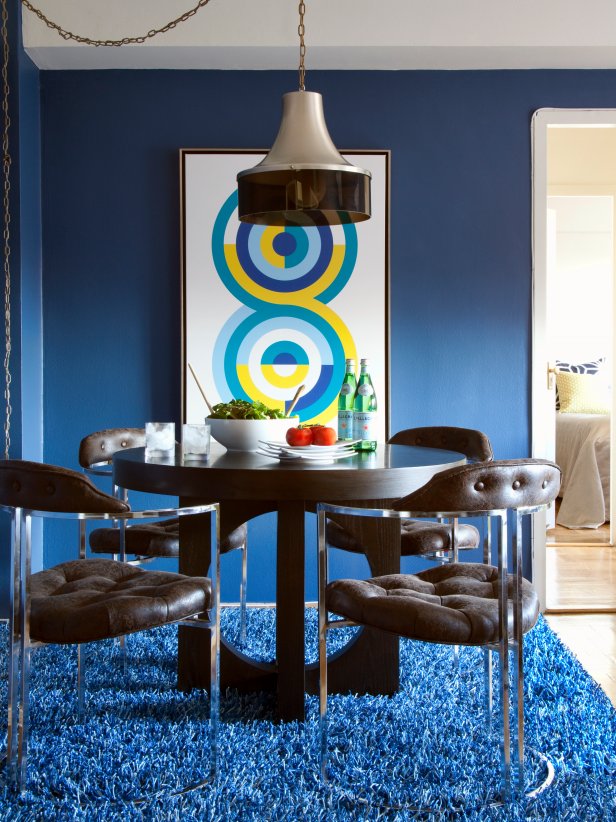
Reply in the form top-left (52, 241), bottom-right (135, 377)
top-left (482, 516), bottom-right (494, 727)
top-left (79, 520), bottom-right (87, 560)
top-left (7, 508), bottom-right (21, 779)
top-left (317, 510), bottom-right (329, 783)
top-left (452, 516), bottom-right (459, 563)
top-left (449, 518), bottom-right (461, 670)
top-left (483, 647), bottom-right (493, 729)
top-left (111, 484), bottom-right (129, 563)
top-left (239, 537), bottom-right (248, 645)
top-left (6, 620), bottom-right (19, 778)
top-left (16, 643), bottom-right (31, 792)
top-left (483, 515), bottom-right (492, 564)
top-left (77, 644), bottom-right (86, 720)
top-left (209, 504), bottom-right (221, 783)
top-left (511, 510), bottom-right (525, 796)
top-left (119, 635), bottom-right (128, 675)
top-left (318, 606), bottom-right (328, 783)
top-left (209, 615), bottom-right (220, 782)
top-left (15, 511), bottom-right (32, 793)
top-left (497, 512), bottom-right (512, 802)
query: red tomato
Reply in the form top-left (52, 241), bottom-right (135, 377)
top-left (312, 426), bottom-right (337, 446)
top-left (286, 426), bottom-right (313, 446)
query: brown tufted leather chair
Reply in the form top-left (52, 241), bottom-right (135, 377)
top-left (317, 458), bottom-right (561, 808)
top-left (0, 459), bottom-right (220, 796)
top-left (79, 427), bottom-right (249, 642)
top-left (326, 426), bottom-right (494, 562)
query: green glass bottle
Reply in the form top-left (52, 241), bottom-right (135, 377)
top-left (353, 358), bottom-right (377, 451)
top-left (337, 358), bottom-right (357, 441)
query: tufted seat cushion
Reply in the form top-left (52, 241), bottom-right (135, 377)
top-left (326, 562), bottom-right (539, 646)
top-left (89, 519), bottom-right (247, 558)
top-left (326, 518), bottom-right (479, 556)
top-left (29, 558), bottom-right (211, 644)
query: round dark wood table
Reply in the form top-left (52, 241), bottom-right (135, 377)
top-left (114, 442), bottom-right (465, 720)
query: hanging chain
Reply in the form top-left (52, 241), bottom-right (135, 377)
top-left (297, 0), bottom-right (306, 91)
top-left (1, 0), bottom-right (10, 460)
top-left (20, 0), bottom-right (213, 47)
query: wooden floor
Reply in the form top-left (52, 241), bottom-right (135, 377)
top-left (546, 544), bottom-right (616, 610)
top-left (545, 613), bottom-right (616, 708)
top-left (546, 505), bottom-right (611, 546)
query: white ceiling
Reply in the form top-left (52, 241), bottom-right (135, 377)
top-left (22, 0), bottom-right (616, 71)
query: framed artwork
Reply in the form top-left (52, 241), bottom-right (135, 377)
top-left (180, 148), bottom-right (390, 439)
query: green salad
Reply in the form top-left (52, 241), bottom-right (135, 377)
top-left (208, 399), bottom-right (286, 420)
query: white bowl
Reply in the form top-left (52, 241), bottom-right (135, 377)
top-left (207, 417), bottom-right (297, 452)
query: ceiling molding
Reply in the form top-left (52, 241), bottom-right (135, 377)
top-left (21, 0), bottom-right (616, 71)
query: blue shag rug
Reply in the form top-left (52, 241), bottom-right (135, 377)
top-left (0, 611), bottom-right (614, 821)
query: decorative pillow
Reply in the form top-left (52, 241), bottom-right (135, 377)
top-left (555, 370), bottom-right (611, 414)
top-left (555, 358), bottom-right (605, 410)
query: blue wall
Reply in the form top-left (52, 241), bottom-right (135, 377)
top-left (33, 68), bottom-right (616, 599)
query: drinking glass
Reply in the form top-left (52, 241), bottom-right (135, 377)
top-left (145, 422), bottom-right (175, 459)
top-left (182, 423), bottom-right (210, 461)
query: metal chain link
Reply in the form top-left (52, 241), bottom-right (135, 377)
top-left (20, 0), bottom-right (213, 47)
top-left (298, 0), bottom-right (306, 91)
top-left (1, 0), bottom-right (11, 460)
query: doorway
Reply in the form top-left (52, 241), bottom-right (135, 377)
top-left (532, 110), bottom-right (616, 613)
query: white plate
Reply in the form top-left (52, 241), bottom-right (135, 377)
top-left (256, 444), bottom-right (357, 464)
top-left (289, 450), bottom-right (356, 462)
top-left (257, 444), bottom-right (300, 459)
top-left (260, 439), bottom-right (359, 453)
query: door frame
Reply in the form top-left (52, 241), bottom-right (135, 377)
top-left (531, 108), bottom-right (616, 609)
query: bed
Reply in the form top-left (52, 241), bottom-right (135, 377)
top-left (555, 412), bottom-right (610, 529)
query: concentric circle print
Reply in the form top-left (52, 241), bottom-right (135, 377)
top-left (260, 341), bottom-right (309, 390)
top-left (211, 191), bottom-right (358, 304)
top-left (237, 222), bottom-right (333, 293)
top-left (212, 306), bottom-right (351, 422)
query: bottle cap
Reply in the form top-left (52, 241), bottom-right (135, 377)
top-left (360, 358), bottom-right (368, 365)
top-left (345, 358), bottom-right (355, 366)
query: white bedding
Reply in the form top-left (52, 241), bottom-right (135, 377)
top-left (556, 412), bottom-right (610, 529)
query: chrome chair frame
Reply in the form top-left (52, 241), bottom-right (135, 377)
top-left (427, 511), bottom-right (492, 564)
top-left (388, 426), bottom-right (494, 565)
top-left (4, 500), bottom-right (221, 798)
top-left (317, 499), bottom-right (554, 808)
top-left (83, 458), bottom-right (248, 643)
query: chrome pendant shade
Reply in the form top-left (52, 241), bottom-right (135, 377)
top-left (236, 1), bottom-right (371, 227)
top-left (237, 91), bottom-right (371, 226)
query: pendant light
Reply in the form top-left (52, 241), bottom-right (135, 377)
top-left (236, 1), bottom-right (371, 227)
